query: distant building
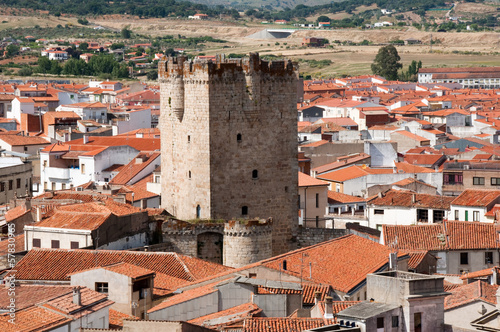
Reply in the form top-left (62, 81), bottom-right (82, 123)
top-left (418, 67), bottom-right (500, 88)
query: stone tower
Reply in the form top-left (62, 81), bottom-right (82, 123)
top-left (159, 53), bottom-right (298, 255)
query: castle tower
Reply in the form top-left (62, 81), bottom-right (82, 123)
top-left (159, 53), bottom-right (298, 255)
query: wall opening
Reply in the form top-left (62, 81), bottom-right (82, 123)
top-left (242, 206), bottom-right (248, 216)
top-left (252, 169), bottom-right (258, 179)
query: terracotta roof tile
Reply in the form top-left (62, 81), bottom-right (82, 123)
top-left (451, 189), bottom-right (500, 207)
top-left (444, 281), bottom-right (498, 310)
top-left (109, 309), bottom-right (138, 329)
top-left (261, 235), bottom-right (406, 294)
top-left (109, 152), bottom-right (160, 185)
top-left (148, 279), bottom-right (224, 313)
top-left (327, 191), bottom-right (365, 204)
top-left (383, 221), bottom-right (500, 251)
top-left (0, 134), bottom-right (49, 146)
top-left (407, 250), bottom-right (431, 270)
top-left (460, 267), bottom-right (499, 280)
top-left (369, 189), bottom-right (453, 209)
top-left (298, 172), bottom-right (329, 187)
top-left (12, 249), bottom-right (233, 285)
top-left (241, 318), bottom-right (335, 332)
top-left (0, 306), bottom-right (71, 331)
top-left (188, 302), bottom-right (262, 329)
top-left (0, 285), bottom-right (74, 311)
top-left (102, 262), bottom-right (156, 279)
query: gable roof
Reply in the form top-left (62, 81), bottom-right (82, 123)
top-left (451, 189), bottom-right (500, 207)
top-left (368, 189), bottom-right (453, 210)
top-left (328, 190), bottom-right (366, 204)
top-left (109, 152), bottom-right (160, 185)
top-left (382, 220), bottom-right (500, 251)
top-left (298, 171), bottom-right (329, 187)
top-left (12, 249), bottom-right (233, 285)
top-left (259, 234), bottom-right (407, 294)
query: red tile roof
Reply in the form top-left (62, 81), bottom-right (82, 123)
top-left (258, 283), bottom-right (330, 305)
top-left (312, 153), bottom-right (370, 174)
top-left (188, 302), bottom-right (262, 329)
top-left (0, 306), bottom-right (71, 331)
top-left (451, 189), bottom-right (500, 207)
top-left (391, 177), bottom-right (436, 189)
top-left (109, 152), bottom-right (160, 185)
top-left (109, 309), bottom-right (138, 329)
top-left (42, 136), bottom-right (160, 153)
top-left (382, 221), bottom-right (500, 251)
top-left (393, 130), bottom-right (430, 142)
top-left (240, 318), bottom-right (335, 332)
top-left (148, 279), bottom-right (223, 313)
top-left (407, 250), bottom-right (433, 270)
top-left (0, 285), bottom-right (74, 311)
top-left (298, 172), bottom-right (329, 187)
top-left (460, 267), bottom-right (499, 280)
top-left (260, 235), bottom-right (406, 294)
top-left (0, 134), bottom-right (50, 146)
top-left (102, 262), bottom-right (155, 279)
top-left (444, 281), bottom-right (498, 310)
top-left (327, 191), bottom-right (365, 204)
top-left (368, 189), bottom-right (454, 209)
top-left (12, 249), bottom-right (233, 285)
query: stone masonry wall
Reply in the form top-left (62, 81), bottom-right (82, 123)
top-left (223, 219), bottom-right (272, 268)
top-left (295, 226), bottom-right (348, 249)
top-left (159, 54), bottom-right (298, 256)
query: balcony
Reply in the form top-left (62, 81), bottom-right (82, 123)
top-left (45, 167), bottom-right (70, 180)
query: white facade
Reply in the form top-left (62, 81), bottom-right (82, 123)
top-left (112, 108), bottom-right (152, 135)
top-left (38, 145), bottom-right (140, 195)
top-left (368, 206), bottom-right (450, 229)
top-left (24, 226), bottom-right (92, 250)
top-left (450, 205), bottom-right (490, 223)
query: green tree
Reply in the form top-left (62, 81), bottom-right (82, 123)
top-left (146, 70), bottom-right (158, 80)
top-left (121, 27), bottom-right (132, 39)
top-left (89, 54), bottom-right (118, 74)
top-left (79, 42), bottom-right (89, 52)
top-left (49, 61), bottom-right (62, 75)
top-left (63, 58), bottom-right (89, 76)
top-left (371, 45), bottom-right (402, 80)
top-left (317, 15), bottom-right (330, 23)
top-left (36, 56), bottom-right (52, 73)
top-left (6, 44), bottom-right (19, 57)
top-left (18, 67), bottom-right (33, 76)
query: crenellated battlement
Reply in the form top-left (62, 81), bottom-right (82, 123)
top-left (158, 53), bottom-right (296, 80)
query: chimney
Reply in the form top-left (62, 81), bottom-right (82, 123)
top-left (73, 287), bottom-right (81, 306)
top-left (412, 194), bottom-right (416, 204)
top-left (83, 135), bottom-right (89, 144)
top-left (35, 206), bottom-right (42, 222)
top-left (314, 291), bottom-right (322, 306)
top-left (324, 296), bottom-right (333, 319)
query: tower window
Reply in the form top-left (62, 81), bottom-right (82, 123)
top-left (237, 133), bottom-right (242, 142)
top-left (188, 135), bottom-right (191, 143)
top-left (242, 206), bottom-right (248, 215)
top-left (196, 205), bottom-right (201, 219)
top-left (252, 170), bottom-right (258, 179)
top-left (189, 171), bottom-right (191, 179)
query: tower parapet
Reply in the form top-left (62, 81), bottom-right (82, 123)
top-left (223, 218), bottom-right (273, 268)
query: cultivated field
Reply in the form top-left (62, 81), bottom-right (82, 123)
top-left (2, 13), bottom-right (500, 78)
